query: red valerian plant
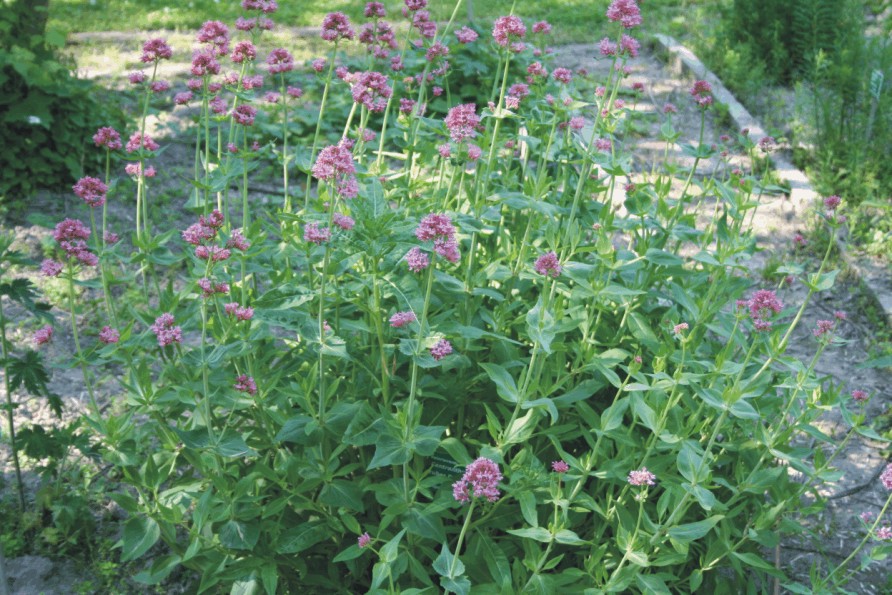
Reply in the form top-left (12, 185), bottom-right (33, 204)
top-left (33, 0), bottom-right (889, 593)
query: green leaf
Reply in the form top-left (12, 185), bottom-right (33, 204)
top-left (506, 526), bottom-right (552, 542)
top-left (636, 574), bottom-right (671, 595)
top-left (260, 564), bottom-right (278, 595)
top-left (120, 516), bottom-right (160, 562)
top-left (320, 480), bottom-right (365, 512)
top-left (474, 534), bottom-right (511, 589)
top-left (526, 296), bottom-right (556, 354)
top-left (522, 397), bottom-right (559, 424)
top-left (554, 529), bottom-right (587, 545)
top-left (731, 552), bottom-right (783, 576)
top-left (479, 362), bottom-right (520, 404)
top-left (440, 576), bottom-right (471, 595)
top-left (518, 492), bottom-right (538, 527)
top-left (215, 431), bottom-right (257, 458)
top-left (333, 544), bottom-right (365, 563)
top-left (367, 424), bottom-right (443, 470)
top-left (404, 507), bottom-right (446, 542)
top-left (645, 248), bottom-right (683, 267)
top-left (668, 516), bottom-right (723, 543)
top-left (379, 529), bottom-right (406, 564)
top-left (276, 520), bottom-right (329, 554)
top-left (433, 542), bottom-right (464, 578)
top-left (219, 519), bottom-right (260, 550)
top-left (133, 555), bottom-right (181, 585)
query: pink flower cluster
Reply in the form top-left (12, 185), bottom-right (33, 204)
top-left (389, 311), bottom-right (416, 328)
top-left (304, 222), bottom-right (331, 245)
top-left (552, 460), bottom-right (569, 473)
top-left (690, 80), bottom-right (713, 109)
top-left (430, 339), bottom-right (453, 361)
top-left (151, 313), bottom-right (182, 347)
top-left (351, 71), bottom-right (392, 113)
top-left (312, 143), bottom-right (359, 199)
top-left (321, 12), bottom-right (355, 42)
top-left (54, 219), bottom-right (97, 267)
top-left (444, 103), bottom-right (480, 144)
top-left (231, 41), bottom-right (257, 63)
top-left (34, 325), bottom-right (53, 347)
top-left (197, 278), bottom-right (229, 298)
top-left (225, 302), bottom-right (254, 321)
top-left (234, 374), bottom-right (257, 395)
top-left (359, 21), bottom-right (397, 59)
top-left (266, 48), bottom-right (294, 74)
top-left (405, 247), bottom-right (429, 273)
top-left (606, 0), bottom-right (642, 29)
top-left (141, 38), bottom-right (173, 63)
top-left (232, 105), bottom-right (257, 126)
top-left (73, 176), bottom-right (108, 208)
top-left (534, 251), bottom-right (561, 278)
top-left (358, 532), bottom-right (372, 548)
top-left (197, 20), bottom-right (230, 56)
top-left (455, 26), bottom-right (478, 44)
top-left (627, 467), bottom-right (656, 486)
top-left (881, 463), bottom-right (892, 490)
top-left (453, 457), bottom-right (503, 503)
top-left (744, 289), bottom-right (783, 332)
top-left (492, 15), bottom-right (526, 50)
top-left (413, 214), bottom-right (460, 265)
top-left (93, 127), bottom-right (122, 150)
top-left (99, 326), bottom-right (120, 344)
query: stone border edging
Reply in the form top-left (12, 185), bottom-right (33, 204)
top-left (651, 34), bottom-right (892, 327)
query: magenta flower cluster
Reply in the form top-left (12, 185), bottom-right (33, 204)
top-left (312, 143), bottom-right (359, 199)
top-left (534, 251), bottom-right (562, 278)
top-left (54, 219), bottom-right (97, 267)
top-left (627, 467), bottom-right (657, 486)
top-left (744, 289), bottom-right (783, 332)
top-left (151, 313), bottom-right (182, 347)
top-left (453, 457), bottom-right (503, 503)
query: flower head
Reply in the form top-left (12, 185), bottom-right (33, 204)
top-left (430, 339), bottom-right (453, 361)
top-left (321, 12), bottom-right (355, 42)
top-left (235, 374), bottom-right (258, 395)
top-left (351, 71), bottom-right (392, 112)
top-left (746, 289), bottom-right (783, 331)
top-left (93, 127), bottom-right (122, 150)
top-left (444, 103), bottom-right (480, 144)
top-left (232, 105), bottom-right (257, 126)
top-left (823, 195), bottom-right (842, 211)
top-left (231, 41), bottom-right (257, 63)
top-left (452, 457), bottom-right (503, 503)
top-left (304, 222), bottom-right (331, 245)
top-left (881, 463), bottom-right (892, 490)
top-left (125, 131), bottom-right (159, 153)
top-left (99, 326), bottom-right (120, 344)
top-left (73, 176), bottom-right (107, 208)
top-left (455, 26), bottom-right (478, 44)
top-left (34, 325), bottom-right (53, 347)
top-left (389, 311), bottom-right (416, 328)
top-left (41, 259), bottom-right (63, 277)
top-left (627, 467), bottom-right (656, 486)
top-left (151, 313), bottom-right (182, 347)
top-left (415, 213), bottom-right (455, 241)
top-left (851, 389), bottom-right (869, 403)
top-left (266, 48), bottom-right (294, 74)
top-left (492, 16), bottom-right (526, 48)
top-left (534, 252), bottom-right (561, 278)
top-left (552, 460), bottom-right (569, 473)
top-left (358, 532), bottom-right (372, 548)
top-left (312, 143), bottom-right (358, 198)
top-left (606, 0), bottom-right (642, 29)
top-left (405, 247), bottom-right (429, 273)
top-left (141, 38), bottom-right (173, 63)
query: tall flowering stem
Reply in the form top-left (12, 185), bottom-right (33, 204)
top-left (279, 73), bottom-right (291, 211)
top-left (0, 295), bottom-right (25, 512)
top-left (403, 262), bottom-right (435, 501)
top-left (64, 262), bottom-right (102, 421)
top-left (448, 500), bottom-right (476, 579)
top-left (304, 45), bottom-right (339, 212)
top-left (822, 488), bottom-right (892, 588)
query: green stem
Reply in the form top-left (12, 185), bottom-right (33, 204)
top-left (0, 297), bottom-right (25, 512)
top-left (448, 499), bottom-right (476, 579)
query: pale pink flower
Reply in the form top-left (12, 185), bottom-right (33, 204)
top-left (266, 48), bottom-right (294, 74)
top-left (606, 0), bottom-right (642, 29)
top-left (535, 252), bottom-right (561, 277)
top-left (141, 38), bottom-right (173, 63)
top-left (93, 127), bottom-right (122, 150)
top-left (33, 325), bottom-right (53, 347)
top-left (851, 390), bottom-right (869, 403)
top-left (444, 103), bottom-right (480, 143)
top-left (151, 313), bottom-right (182, 347)
top-left (627, 467), bottom-right (656, 486)
top-left (99, 326), bottom-right (120, 344)
top-left (358, 532), bottom-right (372, 548)
top-left (235, 374), bottom-right (258, 395)
top-left (389, 311), bottom-right (416, 328)
top-left (552, 460), bottom-right (569, 473)
top-left (321, 12), bottom-right (355, 42)
top-left (493, 15), bottom-right (526, 47)
top-left (304, 223), bottom-right (331, 245)
top-left (405, 247), bottom-right (429, 272)
top-left (453, 457), bottom-right (502, 503)
top-left (455, 26), bottom-right (478, 44)
top-left (73, 176), bottom-right (107, 208)
top-left (41, 259), bottom-right (63, 277)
